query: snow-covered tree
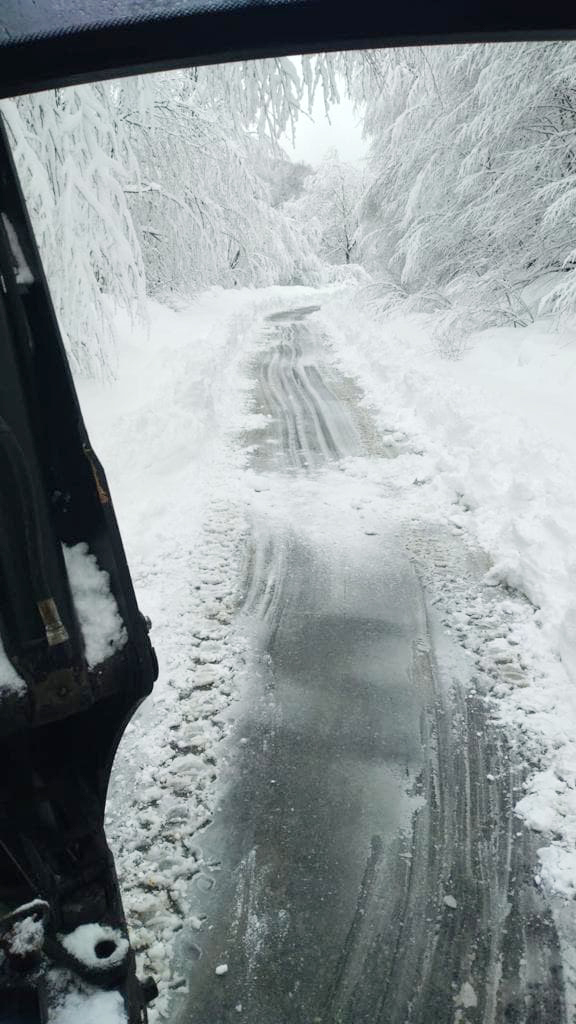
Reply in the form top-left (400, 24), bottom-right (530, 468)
top-left (0, 58), bottom-right (330, 375)
top-left (1, 85), bottom-right (146, 377)
top-left (259, 157), bottom-right (313, 208)
top-left (351, 43), bottom-right (576, 328)
top-left (122, 71), bottom-right (313, 296)
top-left (288, 150), bottom-right (364, 265)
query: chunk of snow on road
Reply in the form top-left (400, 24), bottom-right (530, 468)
top-left (215, 963), bottom-right (228, 976)
top-left (443, 895), bottom-right (458, 909)
top-left (538, 845), bottom-right (576, 898)
top-left (59, 923), bottom-right (129, 969)
top-left (455, 981), bottom-right (478, 1008)
top-left (63, 542), bottom-right (126, 667)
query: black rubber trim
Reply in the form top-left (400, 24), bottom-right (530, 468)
top-left (0, 0), bottom-right (575, 98)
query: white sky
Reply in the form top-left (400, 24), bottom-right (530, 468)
top-left (283, 91), bottom-right (368, 167)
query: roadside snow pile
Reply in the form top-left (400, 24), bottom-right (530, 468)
top-left (63, 542), bottom-right (126, 667)
top-left (105, 499), bottom-right (249, 1018)
top-left (318, 289), bottom-right (576, 899)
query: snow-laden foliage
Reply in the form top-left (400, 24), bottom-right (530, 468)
top-left (286, 150), bottom-right (364, 266)
top-left (0, 58), bottom-right (335, 377)
top-left (14, 44), bottom-right (576, 372)
top-left (123, 72), bottom-right (316, 297)
top-left (1, 87), bottom-right (146, 377)
top-left (346, 43), bottom-right (576, 333)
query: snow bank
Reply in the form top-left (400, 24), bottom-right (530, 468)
top-left (318, 289), bottom-right (576, 898)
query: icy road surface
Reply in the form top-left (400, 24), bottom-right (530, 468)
top-left (178, 307), bottom-right (565, 1023)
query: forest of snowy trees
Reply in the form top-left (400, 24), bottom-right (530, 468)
top-left (3, 41), bottom-right (576, 375)
top-left (347, 43), bottom-right (576, 340)
top-left (0, 63), bottom-right (325, 376)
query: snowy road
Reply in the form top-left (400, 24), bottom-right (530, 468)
top-left (177, 307), bottom-right (565, 1023)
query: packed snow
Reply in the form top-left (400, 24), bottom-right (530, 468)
top-left (63, 541), bottom-right (126, 667)
top-left (49, 985), bottom-right (126, 1024)
top-left (1, 213), bottom-right (34, 285)
top-left (3, 902), bottom-right (47, 958)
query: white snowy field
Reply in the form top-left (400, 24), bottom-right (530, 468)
top-left (65, 282), bottom-right (576, 1020)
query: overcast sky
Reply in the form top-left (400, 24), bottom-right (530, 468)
top-left (283, 92), bottom-right (368, 167)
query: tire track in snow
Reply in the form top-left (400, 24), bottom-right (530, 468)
top-left (250, 322), bottom-right (363, 471)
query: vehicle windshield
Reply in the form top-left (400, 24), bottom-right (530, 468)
top-left (3, 43), bottom-right (576, 1023)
